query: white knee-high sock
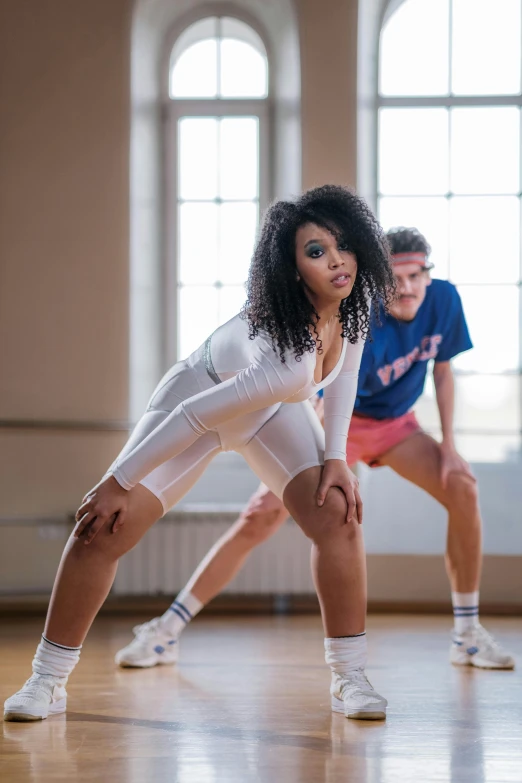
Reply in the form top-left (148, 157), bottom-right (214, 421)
top-left (452, 591), bottom-right (480, 634)
top-left (32, 636), bottom-right (81, 680)
top-left (158, 589), bottom-right (203, 637)
top-left (324, 633), bottom-right (367, 675)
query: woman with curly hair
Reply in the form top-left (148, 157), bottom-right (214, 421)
top-left (4, 185), bottom-right (394, 723)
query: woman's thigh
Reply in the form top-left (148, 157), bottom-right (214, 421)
top-left (140, 430), bottom-right (222, 515)
top-left (105, 359), bottom-right (223, 517)
top-left (238, 400), bottom-right (324, 501)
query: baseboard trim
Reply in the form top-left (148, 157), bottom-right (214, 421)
top-left (1, 593), bottom-right (521, 617)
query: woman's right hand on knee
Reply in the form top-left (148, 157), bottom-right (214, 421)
top-left (316, 460), bottom-right (363, 525)
top-left (74, 476), bottom-right (129, 544)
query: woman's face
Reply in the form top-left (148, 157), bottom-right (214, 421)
top-left (295, 222), bottom-right (357, 307)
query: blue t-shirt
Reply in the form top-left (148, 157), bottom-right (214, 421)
top-left (353, 279), bottom-right (472, 419)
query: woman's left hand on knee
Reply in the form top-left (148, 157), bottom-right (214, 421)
top-left (316, 459), bottom-right (363, 525)
top-left (73, 476), bottom-right (130, 544)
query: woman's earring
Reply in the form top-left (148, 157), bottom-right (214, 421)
top-left (296, 273), bottom-right (301, 281)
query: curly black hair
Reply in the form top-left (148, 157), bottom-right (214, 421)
top-left (242, 185), bottom-right (395, 361)
top-left (386, 226), bottom-right (432, 259)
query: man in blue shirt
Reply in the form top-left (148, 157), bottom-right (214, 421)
top-left (115, 228), bottom-right (514, 672)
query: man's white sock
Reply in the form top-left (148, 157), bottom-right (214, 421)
top-left (32, 636), bottom-right (81, 681)
top-left (158, 589), bottom-right (203, 637)
top-left (324, 633), bottom-right (367, 675)
top-left (452, 591), bottom-right (480, 634)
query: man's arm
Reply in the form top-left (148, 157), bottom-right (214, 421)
top-left (433, 361), bottom-right (456, 449)
top-left (433, 361), bottom-right (474, 487)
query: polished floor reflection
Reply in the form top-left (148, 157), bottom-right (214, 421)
top-left (1, 614), bottom-right (521, 782)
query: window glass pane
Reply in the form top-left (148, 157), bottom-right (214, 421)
top-left (451, 108), bottom-right (520, 195)
top-left (171, 18), bottom-right (217, 60)
top-left (379, 109), bottom-right (449, 195)
top-left (454, 434), bottom-right (521, 463)
top-left (179, 118), bottom-right (218, 200)
top-left (179, 287), bottom-right (218, 358)
top-left (379, 197), bottom-right (449, 280)
top-left (220, 39), bottom-right (268, 98)
top-left (403, 369), bottom-right (520, 434)
top-left (218, 286), bottom-right (247, 325)
top-left (219, 117), bottom-right (258, 200)
top-left (452, 0), bottom-right (521, 95)
top-left (219, 202), bottom-right (257, 284)
top-left (171, 40), bottom-right (218, 98)
top-left (455, 375), bottom-right (520, 432)
top-left (380, 0), bottom-right (449, 96)
top-left (454, 286), bottom-right (519, 372)
top-left (221, 17), bottom-right (266, 55)
top-left (179, 203), bottom-right (218, 284)
top-left (449, 197), bottom-right (519, 284)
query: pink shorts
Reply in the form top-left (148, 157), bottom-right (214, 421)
top-left (346, 411), bottom-right (422, 467)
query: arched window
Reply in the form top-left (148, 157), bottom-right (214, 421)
top-left (378, 0), bottom-right (521, 462)
top-left (166, 16), bottom-right (270, 361)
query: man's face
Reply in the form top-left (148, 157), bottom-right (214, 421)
top-left (389, 262), bottom-right (432, 322)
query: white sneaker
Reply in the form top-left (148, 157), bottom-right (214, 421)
top-left (450, 624), bottom-right (515, 670)
top-left (330, 670), bottom-right (387, 720)
top-left (4, 674), bottom-right (67, 721)
top-left (115, 618), bottom-right (179, 668)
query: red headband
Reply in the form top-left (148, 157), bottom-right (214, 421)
top-left (391, 252), bottom-right (429, 267)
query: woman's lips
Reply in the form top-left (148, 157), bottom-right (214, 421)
top-left (331, 274), bottom-right (351, 288)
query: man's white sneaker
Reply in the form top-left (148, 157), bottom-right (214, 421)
top-left (330, 670), bottom-right (387, 720)
top-left (4, 674), bottom-right (67, 721)
top-left (450, 624), bottom-right (515, 670)
top-left (115, 618), bottom-right (179, 668)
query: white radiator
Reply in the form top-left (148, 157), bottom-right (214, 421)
top-left (113, 510), bottom-right (315, 596)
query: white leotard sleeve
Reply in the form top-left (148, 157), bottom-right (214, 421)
top-left (322, 333), bottom-right (365, 461)
top-left (112, 336), bottom-right (314, 490)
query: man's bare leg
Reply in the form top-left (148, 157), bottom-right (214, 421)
top-left (379, 431), bottom-right (514, 669)
top-left (186, 487), bottom-right (289, 604)
top-left (378, 431), bottom-right (481, 592)
top-left (115, 485), bottom-right (289, 667)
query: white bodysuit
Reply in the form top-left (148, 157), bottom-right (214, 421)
top-left (108, 314), bottom-right (365, 514)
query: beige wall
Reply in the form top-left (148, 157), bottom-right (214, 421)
top-left (0, 0), bottom-right (132, 514)
top-left (298, 0), bottom-right (358, 189)
top-left (0, 0), bottom-right (360, 518)
top-left (1, 1), bottom-right (519, 607)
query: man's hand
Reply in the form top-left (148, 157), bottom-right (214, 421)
top-left (440, 442), bottom-right (475, 489)
top-left (316, 459), bottom-right (363, 524)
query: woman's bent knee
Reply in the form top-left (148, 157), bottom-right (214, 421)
top-left (68, 528), bottom-right (131, 563)
top-left (295, 487), bottom-right (358, 545)
top-left (69, 485), bottom-right (163, 561)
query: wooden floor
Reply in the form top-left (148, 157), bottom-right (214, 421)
top-left (1, 615), bottom-right (521, 783)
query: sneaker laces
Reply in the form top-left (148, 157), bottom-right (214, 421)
top-left (339, 669), bottom-right (377, 698)
top-left (475, 625), bottom-right (503, 652)
top-left (18, 674), bottom-right (59, 698)
top-left (132, 618), bottom-right (163, 638)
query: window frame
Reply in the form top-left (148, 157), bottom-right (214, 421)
top-left (163, 17), bottom-right (272, 367)
top-left (376, 0), bottom-right (522, 452)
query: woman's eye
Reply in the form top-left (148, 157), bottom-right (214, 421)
top-left (307, 245), bottom-right (324, 258)
top-left (338, 243), bottom-right (349, 252)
